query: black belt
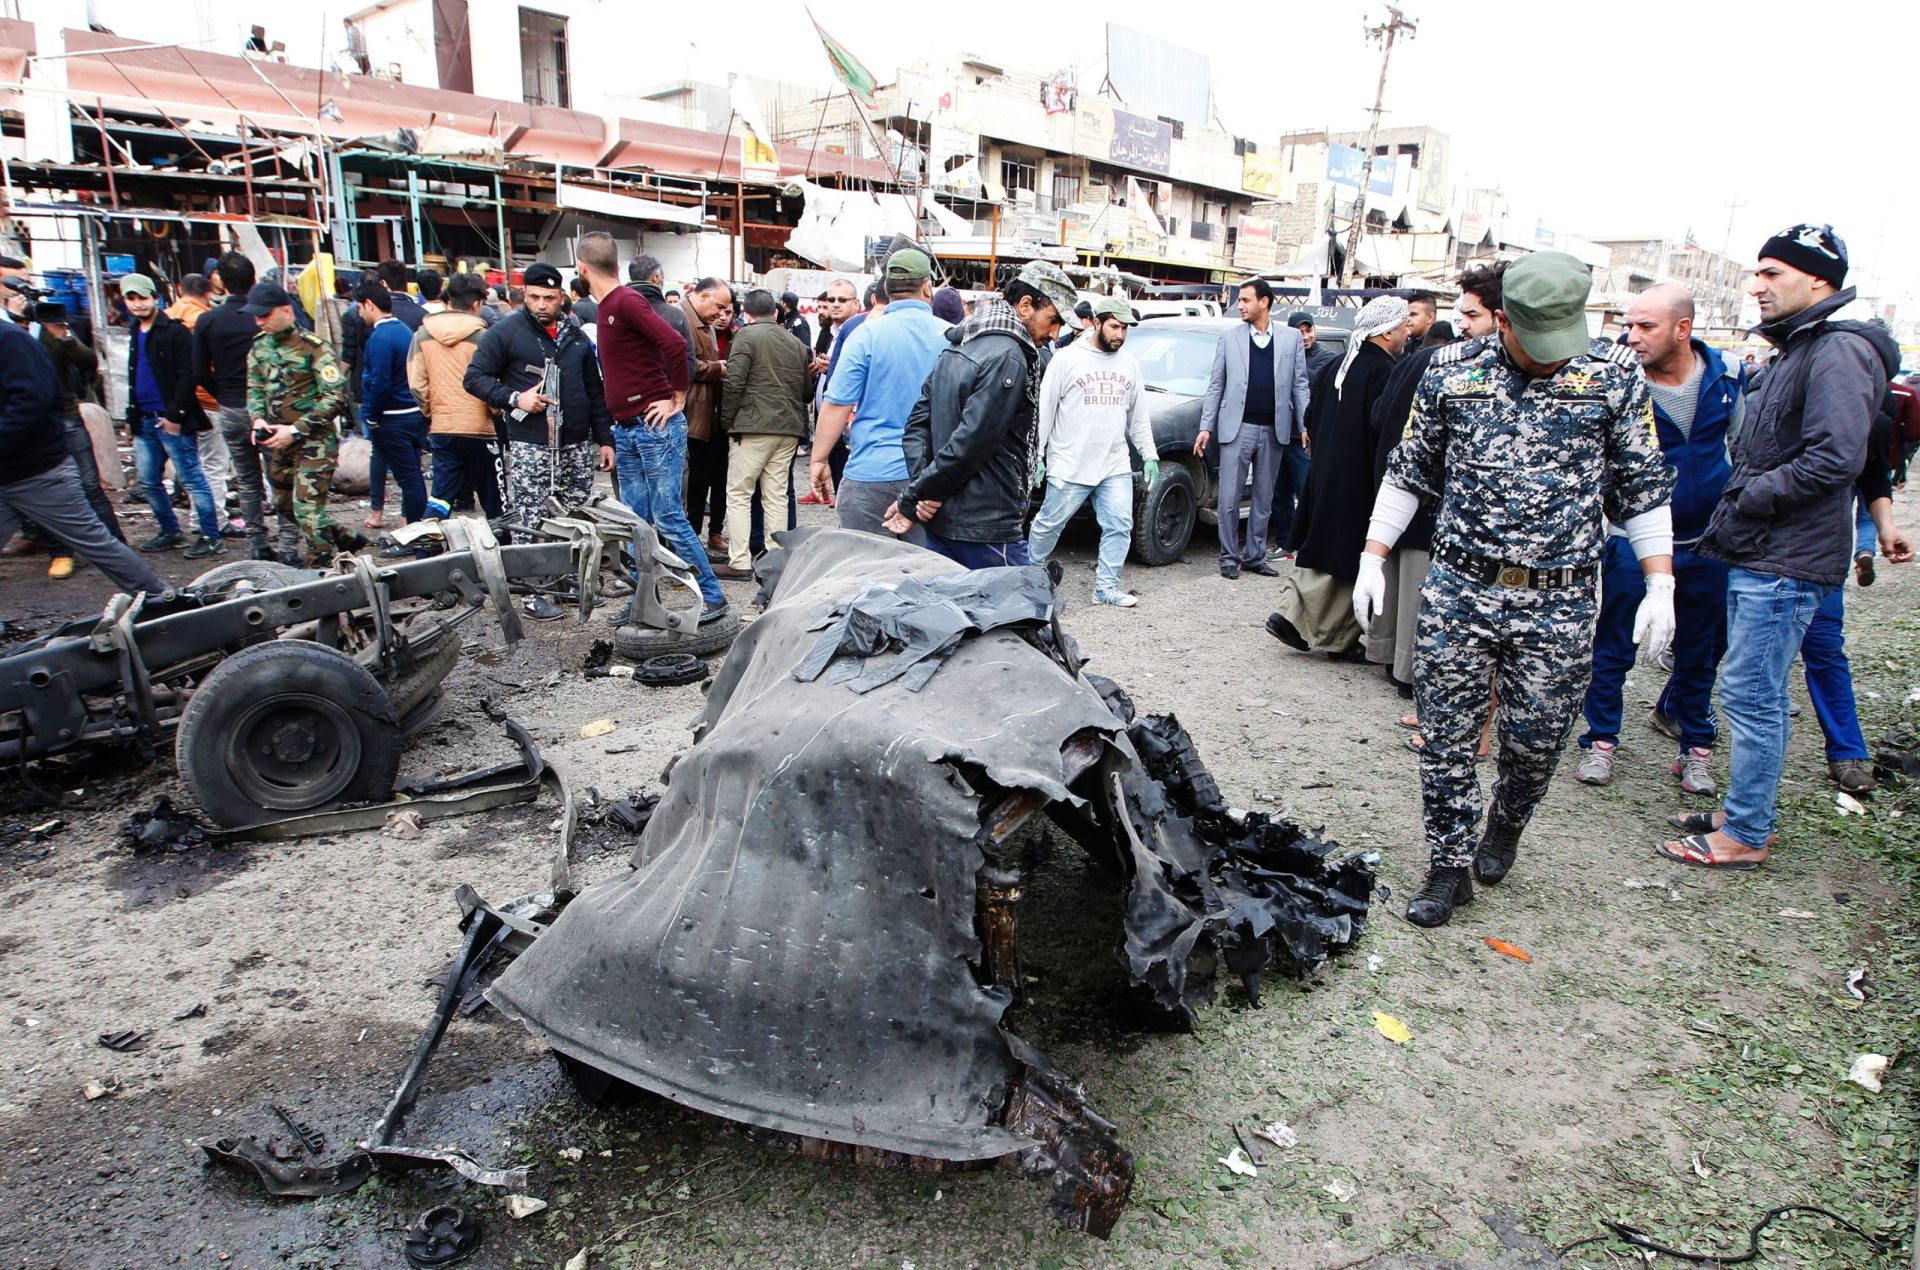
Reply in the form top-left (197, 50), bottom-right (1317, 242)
top-left (1433, 543), bottom-right (1595, 590)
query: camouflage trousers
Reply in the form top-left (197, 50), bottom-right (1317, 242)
top-left (265, 427), bottom-right (354, 562)
top-left (506, 440), bottom-right (598, 537)
top-left (1413, 563), bottom-right (1598, 868)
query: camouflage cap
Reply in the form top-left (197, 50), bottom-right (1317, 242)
top-left (1015, 261), bottom-right (1082, 329)
top-left (1500, 251), bottom-right (1592, 363)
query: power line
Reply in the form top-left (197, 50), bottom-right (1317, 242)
top-left (1339, 5), bottom-right (1416, 286)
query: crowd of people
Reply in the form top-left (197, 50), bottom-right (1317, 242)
top-left (4, 225), bottom-right (1915, 933)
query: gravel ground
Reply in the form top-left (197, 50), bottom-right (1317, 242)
top-left (1, 476), bottom-right (1915, 1269)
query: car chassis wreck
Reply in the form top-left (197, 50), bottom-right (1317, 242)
top-left (1, 504), bottom-right (700, 827)
top-left (474, 528), bottom-right (1377, 1237)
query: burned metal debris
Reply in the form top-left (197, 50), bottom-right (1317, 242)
top-left (118, 796), bottom-right (209, 854)
top-left (484, 528), bottom-right (1374, 1237)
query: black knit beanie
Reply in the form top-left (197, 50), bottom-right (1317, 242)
top-left (1757, 223), bottom-right (1848, 290)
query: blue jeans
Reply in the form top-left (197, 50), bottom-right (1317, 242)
top-left (1268, 437), bottom-right (1312, 549)
top-left (612, 414), bottom-right (723, 606)
top-left (1802, 587), bottom-right (1869, 762)
top-left (1853, 493), bottom-right (1875, 558)
top-left (924, 531), bottom-right (1031, 569)
top-left (1719, 567), bottom-right (1832, 846)
top-left (1582, 537), bottom-right (1728, 751)
top-left (137, 421), bottom-right (220, 539)
top-left (366, 409), bottom-right (428, 522)
top-left (1026, 474), bottom-right (1134, 594)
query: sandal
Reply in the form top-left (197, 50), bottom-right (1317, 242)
top-left (1398, 714), bottom-right (1421, 730)
top-left (1655, 833), bottom-right (1764, 871)
top-left (1666, 810), bottom-right (1723, 834)
top-left (1405, 734), bottom-right (1491, 762)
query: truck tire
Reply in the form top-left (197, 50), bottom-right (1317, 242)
top-left (176, 641), bottom-right (400, 828)
top-left (365, 619), bottom-right (462, 719)
top-left (614, 612), bottom-right (740, 662)
top-left (1130, 461), bottom-right (1197, 566)
top-left (188, 559), bottom-right (311, 598)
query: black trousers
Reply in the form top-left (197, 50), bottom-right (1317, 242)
top-left (686, 434), bottom-right (728, 538)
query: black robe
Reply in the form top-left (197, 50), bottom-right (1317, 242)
top-left (1286, 341), bottom-right (1397, 580)
top-left (1368, 343), bottom-right (1441, 554)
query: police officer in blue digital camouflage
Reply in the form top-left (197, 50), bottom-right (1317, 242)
top-left (1353, 252), bottom-right (1679, 928)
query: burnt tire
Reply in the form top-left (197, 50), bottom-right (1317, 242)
top-left (368, 621), bottom-right (463, 719)
top-left (614, 613), bottom-right (740, 662)
top-left (637, 653), bottom-right (709, 687)
top-left (1131, 460), bottom-right (1196, 566)
top-left (175, 640), bottom-right (400, 829)
top-left (187, 559), bottom-right (311, 598)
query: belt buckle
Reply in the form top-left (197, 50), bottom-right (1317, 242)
top-left (1496, 565), bottom-right (1528, 588)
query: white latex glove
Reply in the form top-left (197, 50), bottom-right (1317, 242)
top-left (1633, 572), bottom-right (1677, 666)
top-left (1353, 553), bottom-right (1387, 635)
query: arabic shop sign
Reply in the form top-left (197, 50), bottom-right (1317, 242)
top-left (1326, 143), bottom-right (1395, 197)
top-left (1108, 108), bottom-right (1172, 175)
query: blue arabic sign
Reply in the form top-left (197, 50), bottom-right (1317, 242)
top-left (1108, 108), bottom-right (1172, 175)
top-left (1326, 144), bottom-right (1395, 197)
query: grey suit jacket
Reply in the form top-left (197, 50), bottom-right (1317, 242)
top-left (1198, 323), bottom-right (1311, 446)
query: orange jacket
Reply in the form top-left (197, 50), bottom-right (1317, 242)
top-left (407, 310), bottom-right (494, 436)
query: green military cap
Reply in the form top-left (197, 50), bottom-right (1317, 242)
top-left (884, 246), bottom-right (933, 281)
top-left (1501, 252), bottom-right (1592, 363)
top-left (1092, 296), bottom-right (1137, 325)
top-left (119, 273), bottom-right (156, 297)
top-left (1016, 261), bottom-right (1082, 328)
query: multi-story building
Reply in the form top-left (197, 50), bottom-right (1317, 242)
top-left (1592, 235), bottom-right (1750, 330)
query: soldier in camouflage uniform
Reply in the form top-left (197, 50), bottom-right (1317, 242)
top-left (1355, 253), bottom-right (1679, 927)
top-left (242, 282), bottom-right (363, 563)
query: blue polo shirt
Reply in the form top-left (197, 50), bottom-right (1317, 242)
top-left (823, 299), bottom-right (951, 483)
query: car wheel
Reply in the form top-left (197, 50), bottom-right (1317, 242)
top-left (1130, 461), bottom-right (1197, 566)
top-left (187, 559), bottom-right (312, 598)
top-left (175, 640), bottom-right (400, 828)
top-left (614, 613), bottom-right (740, 662)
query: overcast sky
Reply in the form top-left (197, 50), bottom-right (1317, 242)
top-left (92, 0), bottom-right (1920, 314)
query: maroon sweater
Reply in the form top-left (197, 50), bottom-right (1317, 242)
top-left (596, 284), bottom-right (690, 419)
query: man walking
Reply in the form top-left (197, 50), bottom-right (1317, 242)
top-left (245, 281), bottom-right (363, 563)
top-left (195, 252), bottom-right (286, 558)
top-left (1, 320), bottom-right (167, 595)
top-left (1027, 296), bottom-right (1156, 606)
top-left (1576, 284), bottom-right (1739, 796)
top-left (410, 272), bottom-right (505, 524)
top-left (1196, 279), bottom-right (1310, 579)
top-left (717, 289), bottom-right (808, 578)
top-left (123, 273), bottom-right (224, 560)
top-left (887, 262), bottom-right (1081, 564)
top-left (463, 263), bottom-right (613, 539)
top-left (1661, 225), bottom-right (1889, 870)
top-left (1269, 295), bottom-right (1411, 656)
top-left (574, 232), bottom-right (726, 620)
top-left (814, 249), bottom-right (947, 543)
top-left (1354, 253), bottom-right (1676, 927)
top-left (353, 282), bottom-right (428, 525)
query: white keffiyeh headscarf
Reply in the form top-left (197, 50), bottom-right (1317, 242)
top-left (1334, 295), bottom-right (1411, 394)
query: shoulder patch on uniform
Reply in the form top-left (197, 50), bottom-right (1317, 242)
top-left (1600, 341), bottom-right (1638, 369)
top-left (1430, 336), bottom-right (1484, 366)
top-left (319, 364), bottom-right (342, 384)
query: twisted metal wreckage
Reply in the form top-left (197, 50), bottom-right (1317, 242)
top-left (200, 527), bottom-right (1377, 1238)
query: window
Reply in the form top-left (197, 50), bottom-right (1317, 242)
top-left (1051, 172), bottom-right (1080, 207)
top-left (519, 8), bottom-right (569, 108)
top-left (1000, 158), bottom-right (1037, 195)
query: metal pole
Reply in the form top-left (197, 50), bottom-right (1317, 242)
top-left (1341, 6), bottom-right (1416, 286)
top-left (238, 123), bottom-right (256, 221)
top-left (94, 100), bottom-right (118, 211)
top-left (494, 172), bottom-right (508, 278)
top-left (988, 204), bottom-right (999, 285)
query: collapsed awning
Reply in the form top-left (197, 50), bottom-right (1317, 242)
top-left (555, 181), bottom-right (702, 228)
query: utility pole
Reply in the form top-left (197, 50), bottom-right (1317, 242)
top-left (1717, 195), bottom-right (1747, 328)
top-left (1340, 5), bottom-right (1417, 287)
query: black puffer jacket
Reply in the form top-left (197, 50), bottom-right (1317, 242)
top-left (900, 298), bottom-right (1041, 544)
top-left (464, 308), bottom-right (613, 448)
top-left (123, 310), bottom-right (211, 435)
top-left (1699, 289), bottom-right (1895, 586)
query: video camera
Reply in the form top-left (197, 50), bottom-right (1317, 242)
top-left (1, 276), bottom-right (53, 302)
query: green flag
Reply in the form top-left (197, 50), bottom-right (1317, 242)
top-left (810, 15), bottom-right (877, 104)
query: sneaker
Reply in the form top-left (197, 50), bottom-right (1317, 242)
top-left (604, 600), bottom-right (635, 627)
top-left (1647, 706), bottom-right (1682, 741)
top-left (47, 556), bottom-right (76, 579)
top-left (182, 534), bottom-right (225, 560)
top-left (1671, 746), bottom-right (1716, 796)
top-left (1828, 759), bottom-right (1874, 794)
top-left (138, 531), bottom-right (184, 552)
top-left (1092, 589), bottom-right (1138, 608)
top-left (1656, 646), bottom-right (1675, 673)
top-left (522, 595), bottom-right (565, 621)
top-left (700, 600), bottom-right (731, 624)
top-left (1855, 551), bottom-right (1875, 587)
top-left (1576, 741), bottom-right (1616, 786)
top-left (797, 491), bottom-right (825, 505)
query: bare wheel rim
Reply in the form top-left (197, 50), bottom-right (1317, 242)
top-left (222, 692), bottom-right (365, 810)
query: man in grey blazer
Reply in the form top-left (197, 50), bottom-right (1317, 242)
top-left (1195, 279), bottom-right (1312, 578)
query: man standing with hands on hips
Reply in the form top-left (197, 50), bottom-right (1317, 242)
top-left (1196, 278), bottom-right (1310, 579)
top-left (1354, 253), bottom-right (1677, 928)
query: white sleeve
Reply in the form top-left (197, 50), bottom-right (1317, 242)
top-left (1621, 505), bottom-right (1673, 560)
top-left (1364, 481), bottom-right (1421, 550)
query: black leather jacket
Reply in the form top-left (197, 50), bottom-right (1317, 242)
top-left (900, 301), bottom-right (1042, 544)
